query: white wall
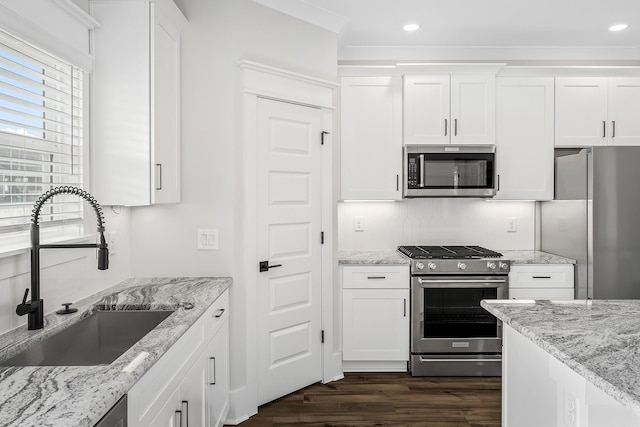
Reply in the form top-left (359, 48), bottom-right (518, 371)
top-left (338, 199), bottom-right (536, 251)
top-left (131, 0), bottom-right (337, 421)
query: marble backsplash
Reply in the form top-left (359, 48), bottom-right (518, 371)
top-left (338, 198), bottom-right (536, 251)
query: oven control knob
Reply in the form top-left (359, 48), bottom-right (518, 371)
top-left (415, 262), bottom-right (425, 270)
top-left (499, 262), bottom-right (509, 270)
top-left (458, 262), bottom-right (467, 270)
top-left (428, 262), bottom-right (437, 270)
top-left (487, 262), bottom-right (496, 270)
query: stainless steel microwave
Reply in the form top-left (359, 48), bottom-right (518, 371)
top-left (404, 145), bottom-right (496, 198)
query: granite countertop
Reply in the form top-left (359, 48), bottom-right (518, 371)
top-left (482, 299), bottom-right (640, 417)
top-left (338, 250), bottom-right (410, 265)
top-left (500, 250), bottom-right (576, 265)
top-left (0, 277), bottom-right (231, 427)
top-left (338, 249), bottom-right (574, 265)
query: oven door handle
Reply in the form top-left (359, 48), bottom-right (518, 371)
top-left (416, 278), bottom-right (507, 288)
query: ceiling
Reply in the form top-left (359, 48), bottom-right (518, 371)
top-left (254, 0), bottom-right (640, 61)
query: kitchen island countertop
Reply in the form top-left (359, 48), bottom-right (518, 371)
top-left (482, 299), bottom-right (640, 417)
top-left (0, 276), bottom-right (231, 427)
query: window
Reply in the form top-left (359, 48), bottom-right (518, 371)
top-left (0, 28), bottom-right (84, 231)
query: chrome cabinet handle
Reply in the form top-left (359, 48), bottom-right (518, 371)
top-left (454, 119), bottom-right (458, 136)
top-left (403, 298), bottom-right (407, 317)
top-left (155, 163), bottom-right (162, 190)
top-left (603, 121), bottom-right (606, 138)
top-left (444, 118), bottom-right (448, 136)
top-left (210, 356), bottom-right (217, 385)
top-left (612, 120), bottom-right (616, 138)
top-left (214, 308), bottom-right (225, 318)
top-left (396, 174), bottom-right (399, 191)
top-left (496, 174), bottom-right (500, 191)
top-left (181, 401), bottom-right (189, 427)
top-left (367, 276), bottom-right (386, 279)
top-left (532, 276), bottom-right (551, 279)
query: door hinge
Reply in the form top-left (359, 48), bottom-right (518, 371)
top-left (321, 231), bottom-right (324, 244)
top-left (321, 330), bottom-right (325, 343)
top-left (321, 131), bottom-right (329, 145)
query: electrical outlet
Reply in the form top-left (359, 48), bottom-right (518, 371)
top-left (563, 391), bottom-right (578, 427)
top-left (197, 229), bottom-right (219, 250)
top-left (107, 231), bottom-right (117, 256)
top-left (506, 217), bottom-right (517, 233)
top-left (354, 216), bottom-right (364, 232)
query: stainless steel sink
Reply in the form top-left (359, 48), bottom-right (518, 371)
top-left (0, 310), bottom-right (173, 366)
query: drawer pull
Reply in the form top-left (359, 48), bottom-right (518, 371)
top-left (367, 276), bottom-right (386, 280)
top-left (532, 275), bottom-right (552, 279)
top-left (214, 308), bottom-right (225, 318)
top-left (210, 356), bottom-right (217, 385)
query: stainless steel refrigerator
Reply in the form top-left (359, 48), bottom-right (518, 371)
top-left (540, 146), bottom-right (640, 299)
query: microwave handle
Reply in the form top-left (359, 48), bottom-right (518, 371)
top-left (419, 154), bottom-right (425, 187)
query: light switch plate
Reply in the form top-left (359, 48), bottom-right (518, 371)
top-left (197, 229), bottom-right (219, 250)
top-left (506, 217), bottom-right (517, 233)
top-left (354, 216), bottom-right (364, 232)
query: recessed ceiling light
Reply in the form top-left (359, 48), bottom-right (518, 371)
top-left (403, 23), bottom-right (420, 32)
top-left (609, 23), bottom-right (628, 32)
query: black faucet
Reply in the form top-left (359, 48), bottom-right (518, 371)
top-left (16, 186), bottom-right (109, 330)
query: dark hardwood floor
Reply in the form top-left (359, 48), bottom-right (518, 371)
top-left (231, 372), bottom-right (502, 426)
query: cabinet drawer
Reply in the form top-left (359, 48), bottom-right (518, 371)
top-left (509, 288), bottom-right (574, 300)
top-left (509, 265), bottom-right (574, 289)
top-left (207, 290), bottom-right (229, 336)
top-left (342, 265), bottom-right (409, 289)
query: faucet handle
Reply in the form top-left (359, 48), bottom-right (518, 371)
top-left (16, 288), bottom-right (31, 316)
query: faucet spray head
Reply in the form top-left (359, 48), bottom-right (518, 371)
top-left (98, 232), bottom-right (109, 270)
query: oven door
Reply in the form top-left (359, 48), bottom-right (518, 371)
top-left (411, 275), bottom-right (507, 354)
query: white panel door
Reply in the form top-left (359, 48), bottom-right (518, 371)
top-left (340, 77), bottom-right (402, 200)
top-left (403, 75), bottom-right (450, 145)
top-left (608, 77), bottom-right (640, 146)
top-left (342, 288), bottom-right (409, 361)
top-left (495, 77), bottom-right (554, 200)
top-left (451, 75), bottom-right (496, 145)
top-left (555, 77), bottom-right (608, 147)
top-left (257, 98), bottom-right (323, 405)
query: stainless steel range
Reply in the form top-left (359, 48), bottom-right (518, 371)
top-left (398, 245), bottom-right (510, 377)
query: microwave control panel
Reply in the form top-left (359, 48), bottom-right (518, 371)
top-left (407, 156), bottom-right (419, 188)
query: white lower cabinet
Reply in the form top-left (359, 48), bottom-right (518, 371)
top-left (128, 290), bottom-right (229, 427)
top-left (341, 265), bottom-right (409, 372)
top-left (509, 265), bottom-right (574, 300)
top-left (503, 325), bottom-right (640, 427)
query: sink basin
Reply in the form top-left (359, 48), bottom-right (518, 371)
top-left (0, 310), bottom-right (173, 366)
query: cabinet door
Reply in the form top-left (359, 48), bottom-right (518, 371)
top-left (555, 77), bottom-right (608, 147)
top-left (451, 75), bottom-right (496, 145)
top-left (207, 320), bottom-right (229, 427)
top-left (151, 2), bottom-right (181, 203)
top-left (495, 77), bottom-right (554, 200)
top-left (147, 389), bottom-right (180, 427)
top-left (342, 289), bottom-right (409, 361)
top-left (180, 355), bottom-right (207, 427)
top-left (608, 77), bottom-right (640, 146)
top-left (340, 77), bottom-right (403, 200)
top-left (403, 75), bottom-right (450, 145)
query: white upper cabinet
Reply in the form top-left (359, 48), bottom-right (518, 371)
top-left (403, 74), bottom-right (495, 145)
top-left (91, 0), bottom-right (186, 206)
top-left (340, 77), bottom-right (402, 201)
top-left (608, 78), bottom-right (640, 146)
top-left (495, 77), bottom-right (554, 200)
top-left (556, 77), bottom-right (640, 147)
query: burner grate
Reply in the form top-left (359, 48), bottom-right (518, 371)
top-left (398, 245), bottom-right (502, 259)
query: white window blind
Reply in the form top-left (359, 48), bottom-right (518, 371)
top-left (0, 28), bottom-right (83, 231)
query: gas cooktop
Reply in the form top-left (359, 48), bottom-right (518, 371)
top-left (398, 245), bottom-right (503, 260)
